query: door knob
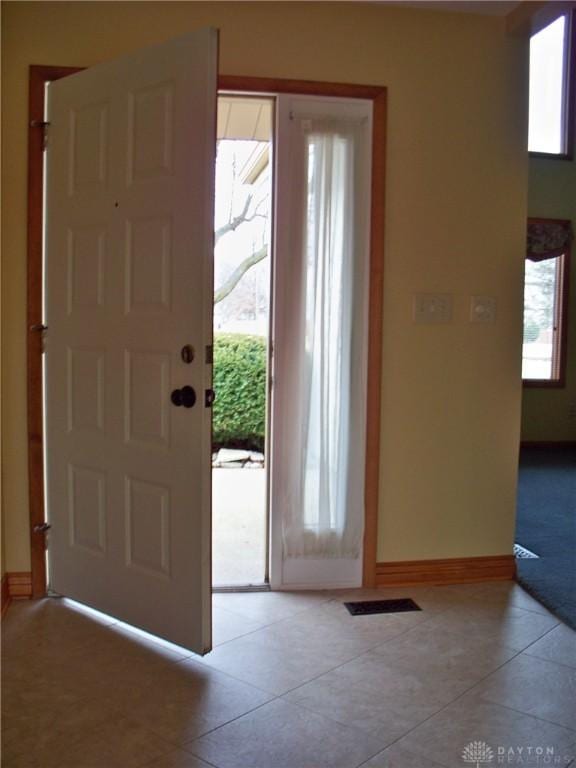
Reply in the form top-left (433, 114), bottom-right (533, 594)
top-left (170, 386), bottom-right (196, 408)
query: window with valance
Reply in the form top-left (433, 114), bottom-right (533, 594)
top-left (523, 218), bottom-right (572, 385)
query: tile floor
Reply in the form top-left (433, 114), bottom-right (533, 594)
top-left (2, 582), bottom-right (575, 768)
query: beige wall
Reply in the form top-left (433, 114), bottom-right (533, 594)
top-left (522, 142), bottom-right (576, 441)
top-left (1, 1), bottom-right (528, 570)
top-left (1, 273), bottom-right (4, 580)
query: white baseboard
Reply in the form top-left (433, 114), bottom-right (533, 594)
top-left (274, 557), bottom-right (362, 591)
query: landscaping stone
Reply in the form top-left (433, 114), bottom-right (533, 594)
top-left (212, 448), bottom-right (266, 468)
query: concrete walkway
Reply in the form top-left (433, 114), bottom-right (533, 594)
top-left (212, 468), bottom-right (267, 587)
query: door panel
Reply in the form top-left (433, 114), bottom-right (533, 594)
top-left (44, 30), bottom-right (217, 654)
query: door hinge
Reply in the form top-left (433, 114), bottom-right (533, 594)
top-left (33, 522), bottom-right (51, 534)
top-left (33, 522), bottom-right (51, 549)
top-left (30, 323), bottom-right (48, 352)
top-left (33, 522), bottom-right (51, 550)
top-left (30, 120), bottom-right (50, 150)
top-left (205, 344), bottom-right (213, 364)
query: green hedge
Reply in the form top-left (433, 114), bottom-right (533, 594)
top-left (523, 320), bottom-right (540, 343)
top-left (212, 333), bottom-right (267, 452)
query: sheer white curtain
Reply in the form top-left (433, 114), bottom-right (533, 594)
top-left (279, 121), bottom-right (367, 559)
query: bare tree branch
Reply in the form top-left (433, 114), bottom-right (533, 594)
top-left (215, 195), bottom-right (252, 243)
top-left (214, 245), bottom-right (268, 304)
top-left (215, 195), bottom-right (268, 244)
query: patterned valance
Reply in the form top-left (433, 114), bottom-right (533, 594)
top-left (527, 219), bottom-right (573, 261)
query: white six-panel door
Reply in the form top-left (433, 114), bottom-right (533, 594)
top-left (44, 29), bottom-right (217, 653)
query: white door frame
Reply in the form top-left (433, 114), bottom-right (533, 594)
top-left (27, 72), bottom-right (387, 599)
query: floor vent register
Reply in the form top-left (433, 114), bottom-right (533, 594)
top-left (344, 598), bottom-right (421, 616)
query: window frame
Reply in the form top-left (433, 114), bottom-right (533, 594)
top-left (528, 9), bottom-right (576, 161)
top-left (523, 217), bottom-right (571, 389)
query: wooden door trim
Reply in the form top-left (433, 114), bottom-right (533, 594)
top-left (27, 67), bottom-right (386, 595)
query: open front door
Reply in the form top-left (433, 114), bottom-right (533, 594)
top-left (44, 29), bottom-right (217, 654)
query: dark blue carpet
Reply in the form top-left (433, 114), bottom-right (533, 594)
top-left (515, 446), bottom-right (576, 629)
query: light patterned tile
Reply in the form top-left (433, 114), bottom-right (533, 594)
top-left (469, 653), bottom-right (576, 730)
top-left (283, 668), bottom-right (427, 744)
top-left (332, 586), bottom-right (471, 615)
top-left (318, 646), bottom-right (500, 722)
top-left (141, 749), bottom-right (214, 768)
top-left (197, 630), bottom-right (346, 695)
top-left (188, 698), bottom-right (386, 768)
top-left (247, 604), bottom-right (410, 661)
top-left (40, 715), bottom-right (174, 768)
top-left (524, 624), bottom-right (576, 669)
top-left (471, 582), bottom-right (557, 616)
top-left (1, 667), bottom-right (85, 717)
top-left (104, 656), bottom-right (273, 744)
top-left (2, 598), bottom-right (118, 668)
top-left (0, 755), bottom-right (44, 768)
top-left (211, 604), bottom-right (265, 646)
top-left (360, 744), bottom-right (450, 767)
top-left (421, 601), bottom-right (559, 650)
top-left (212, 589), bottom-right (334, 624)
top-left (395, 700), bottom-right (576, 768)
top-left (371, 621), bottom-right (519, 672)
top-left (286, 597), bottom-right (423, 643)
top-left (0, 696), bottom-right (115, 763)
top-left (282, 622), bottom-right (518, 742)
top-left (3, 587), bottom-right (574, 768)
top-left (8, 628), bottom-right (184, 706)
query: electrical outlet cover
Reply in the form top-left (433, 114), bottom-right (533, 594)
top-left (470, 295), bottom-right (497, 323)
top-left (414, 293), bottom-right (453, 324)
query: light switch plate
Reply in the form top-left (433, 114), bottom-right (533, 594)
top-left (470, 295), bottom-right (497, 323)
top-left (414, 293), bottom-right (453, 324)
